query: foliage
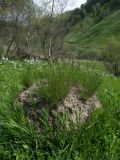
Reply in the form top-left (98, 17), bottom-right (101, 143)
top-left (77, 47), bottom-right (102, 60)
top-left (66, 9), bottom-right (120, 61)
top-left (103, 37), bottom-right (120, 77)
top-left (66, 0), bottom-right (119, 29)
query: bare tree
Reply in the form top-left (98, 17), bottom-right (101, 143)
top-left (0, 0), bottom-right (69, 60)
top-left (33, 0), bottom-right (69, 62)
top-left (0, 0), bottom-right (35, 58)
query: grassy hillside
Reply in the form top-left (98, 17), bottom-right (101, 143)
top-left (66, 9), bottom-right (120, 54)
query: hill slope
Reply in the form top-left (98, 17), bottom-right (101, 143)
top-left (65, 9), bottom-right (120, 58)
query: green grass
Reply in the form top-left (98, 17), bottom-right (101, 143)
top-left (65, 9), bottom-right (120, 53)
top-left (0, 59), bottom-right (120, 159)
top-left (38, 62), bottom-right (102, 104)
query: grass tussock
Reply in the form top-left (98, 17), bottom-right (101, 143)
top-left (38, 63), bottom-right (102, 104)
top-left (0, 59), bottom-right (120, 159)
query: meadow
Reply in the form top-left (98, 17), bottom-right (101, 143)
top-left (0, 57), bottom-right (120, 160)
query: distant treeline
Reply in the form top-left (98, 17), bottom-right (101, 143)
top-left (67, 0), bottom-right (120, 26)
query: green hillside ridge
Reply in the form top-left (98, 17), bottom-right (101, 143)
top-left (66, 9), bottom-right (120, 52)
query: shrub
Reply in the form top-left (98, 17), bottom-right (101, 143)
top-left (103, 37), bottom-right (120, 77)
top-left (77, 47), bottom-right (102, 60)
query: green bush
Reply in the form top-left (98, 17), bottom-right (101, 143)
top-left (103, 37), bottom-right (120, 77)
top-left (77, 47), bottom-right (102, 60)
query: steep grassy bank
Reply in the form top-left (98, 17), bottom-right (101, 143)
top-left (65, 9), bottom-right (120, 58)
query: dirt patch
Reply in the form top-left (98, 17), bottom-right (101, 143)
top-left (18, 85), bottom-right (101, 128)
top-left (54, 86), bottom-right (100, 123)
